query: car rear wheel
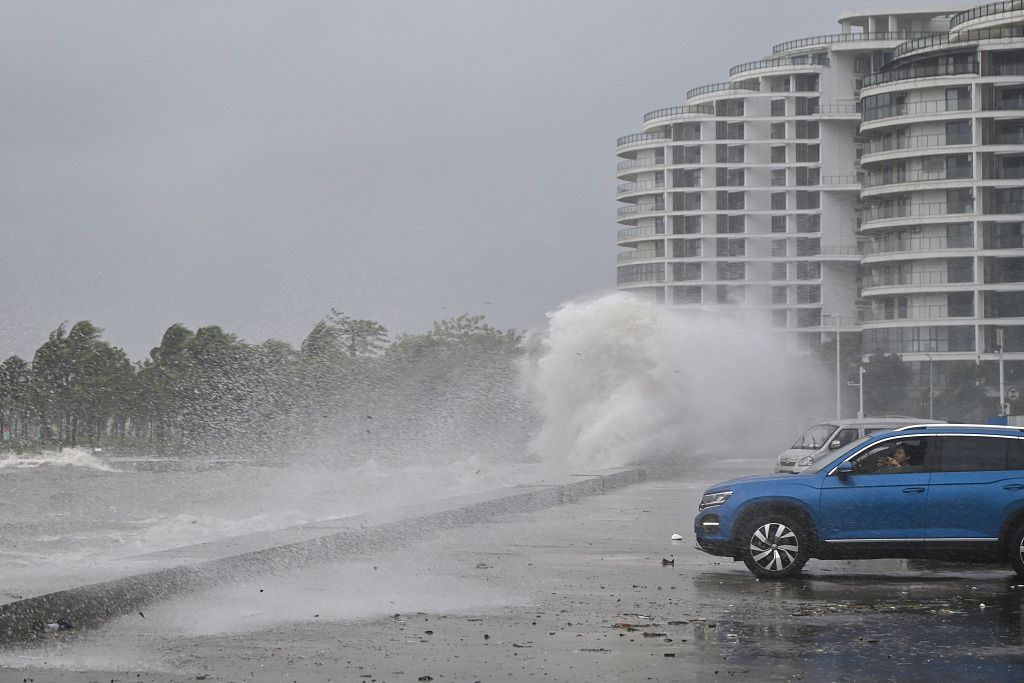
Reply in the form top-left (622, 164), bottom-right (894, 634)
top-left (1009, 523), bottom-right (1024, 577)
top-left (739, 514), bottom-right (810, 579)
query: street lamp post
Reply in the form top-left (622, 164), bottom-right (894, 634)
top-left (847, 365), bottom-right (865, 419)
top-left (997, 328), bottom-right (1007, 417)
top-left (833, 317), bottom-right (841, 420)
top-left (927, 354), bottom-right (934, 420)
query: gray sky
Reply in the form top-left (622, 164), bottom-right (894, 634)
top-left (0, 0), bottom-right (948, 361)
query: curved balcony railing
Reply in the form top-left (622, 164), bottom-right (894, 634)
top-left (617, 250), bottom-right (661, 262)
top-left (729, 53), bottom-right (829, 77)
top-left (771, 31), bottom-right (938, 54)
top-left (951, 0), bottom-right (1024, 29)
top-left (685, 80), bottom-right (758, 100)
top-left (864, 132), bottom-right (969, 155)
top-left (815, 103), bottom-right (860, 115)
top-left (863, 61), bottom-right (978, 88)
top-left (862, 305), bottom-right (972, 322)
top-left (617, 205), bottom-right (639, 218)
top-left (617, 180), bottom-right (665, 195)
top-left (862, 98), bottom-right (971, 123)
top-left (617, 226), bottom-right (665, 241)
top-left (616, 158), bottom-right (665, 173)
top-left (641, 104), bottom-right (714, 124)
top-left (821, 174), bottom-right (862, 186)
top-left (861, 201), bottom-right (974, 223)
top-left (862, 235), bottom-right (974, 255)
top-left (894, 25), bottom-right (1024, 59)
top-left (862, 168), bottom-right (973, 188)
top-left (617, 132), bottom-right (670, 147)
top-left (863, 271), bottom-right (952, 288)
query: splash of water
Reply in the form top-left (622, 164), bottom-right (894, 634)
top-left (523, 293), bottom-right (827, 472)
top-left (0, 446), bottom-right (114, 471)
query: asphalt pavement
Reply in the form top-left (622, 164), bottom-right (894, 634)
top-left (4, 457), bottom-right (1024, 682)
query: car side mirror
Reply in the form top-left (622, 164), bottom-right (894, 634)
top-left (829, 439), bottom-right (842, 449)
top-left (834, 461), bottom-right (855, 479)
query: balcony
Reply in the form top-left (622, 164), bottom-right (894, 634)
top-left (861, 201), bottom-right (974, 224)
top-left (641, 104), bottom-right (714, 125)
top-left (863, 61), bottom-right (978, 89)
top-left (616, 132), bottom-right (670, 151)
top-left (616, 180), bottom-right (665, 198)
top-left (616, 158), bottom-right (664, 173)
top-left (862, 167), bottom-right (973, 189)
top-left (685, 80), bottom-right (758, 101)
top-left (862, 235), bottom-right (974, 255)
top-left (862, 304), bottom-right (975, 322)
top-left (863, 271), bottom-right (951, 288)
top-left (951, 1), bottom-right (1024, 29)
top-left (617, 226), bottom-right (664, 242)
top-left (617, 249), bottom-right (662, 263)
top-left (728, 53), bottom-right (829, 78)
top-left (771, 31), bottom-right (937, 55)
top-left (864, 132), bottom-right (968, 157)
top-left (862, 98), bottom-right (972, 123)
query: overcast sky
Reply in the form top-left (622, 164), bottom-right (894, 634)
top-left (0, 0), bottom-right (950, 361)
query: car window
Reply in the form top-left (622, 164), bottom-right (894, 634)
top-left (1009, 440), bottom-right (1024, 471)
top-left (833, 428), bottom-right (859, 448)
top-left (848, 437), bottom-right (932, 475)
top-left (937, 436), bottom-right (1011, 472)
top-left (792, 424), bottom-right (837, 449)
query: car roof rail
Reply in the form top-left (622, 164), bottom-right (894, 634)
top-left (894, 423), bottom-right (1024, 432)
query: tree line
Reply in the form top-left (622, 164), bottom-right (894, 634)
top-left (0, 311), bottom-right (527, 458)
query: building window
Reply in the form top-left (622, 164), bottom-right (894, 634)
top-left (772, 286), bottom-right (787, 304)
top-left (945, 86), bottom-right (971, 112)
top-left (946, 120), bottom-right (972, 145)
top-left (717, 262), bottom-right (746, 281)
top-left (770, 122), bottom-right (786, 140)
top-left (771, 169), bottom-right (787, 186)
top-left (948, 257), bottom-right (974, 283)
top-left (771, 99), bottom-right (786, 116)
top-left (796, 261), bottom-right (821, 279)
top-left (796, 214), bottom-right (820, 233)
top-left (771, 146), bottom-right (786, 163)
top-left (795, 120), bottom-right (819, 139)
top-left (717, 238), bottom-right (746, 257)
top-left (772, 215), bottom-right (787, 233)
top-left (673, 262), bottom-right (701, 281)
top-left (947, 189), bottom-right (974, 214)
top-left (793, 74), bottom-right (819, 92)
top-left (673, 286), bottom-right (701, 304)
top-left (796, 191), bottom-right (820, 209)
top-left (796, 285), bottom-right (821, 304)
top-left (715, 99), bottom-right (745, 117)
top-left (771, 192), bottom-right (787, 210)
top-left (795, 144), bottom-right (820, 162)
top-left (772, 239), bottom-right (787, 257)
top-left (796, 309), bottom-right (821, 327)
top-left (617, 263), bottom-right (664, 284)
top-left (772, 263), bottom-right (788, 280)
top-left (795, 97), bottom-right (819, 116)
top-left (854, 55), bottom-right (869, 74)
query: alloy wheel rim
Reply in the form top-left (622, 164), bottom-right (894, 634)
top-left (750, 522), bottom-right (799, 572)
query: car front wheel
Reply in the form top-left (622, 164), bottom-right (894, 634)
top-left (739, 514), bottom-right (810, 579)
top-left (1009, 522), bottom-right (1024, 577)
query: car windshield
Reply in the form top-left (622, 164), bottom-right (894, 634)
top-left (790, 424), bottom-right (837, 449)
top-left (810, 435), bottom-right (874, 472)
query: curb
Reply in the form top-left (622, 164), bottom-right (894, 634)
top-left (0, 466), bottom-right (644, 643)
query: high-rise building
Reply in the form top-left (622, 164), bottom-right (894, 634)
top-left (858, 2), bottom-right (1024, 403)
top-left (616, 9), bottom-right (953, 352)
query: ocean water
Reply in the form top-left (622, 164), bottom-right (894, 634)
top-left (0, 294), bottom-right (825, 599)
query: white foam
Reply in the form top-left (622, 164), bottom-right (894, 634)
top-left (523, 293), bottom-right (827, 471)
top-left (0, 446), bottom-right (114, 471)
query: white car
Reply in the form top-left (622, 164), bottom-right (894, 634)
top-left (774, 417), bottom-right (944, 473)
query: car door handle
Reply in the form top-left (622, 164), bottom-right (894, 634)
top-left (902, 487), bottom-right (926, 494)
top-left (1005, 484), bottom-right (1024, 491)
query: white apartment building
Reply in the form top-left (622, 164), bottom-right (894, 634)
top-left (616, 9), bottom-right (954, 352)
top-left (859, 1), bottom-right (1024, 392)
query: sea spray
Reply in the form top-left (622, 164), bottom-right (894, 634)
top-left (0, 446), bottom-right (114, 471)
top-left (522, 293), bottom-right (828, 472)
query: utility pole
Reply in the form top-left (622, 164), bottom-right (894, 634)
top-left (927, 354), bottom-right (934, 420)
top-left (998, 327), bottom-right (1007, 417)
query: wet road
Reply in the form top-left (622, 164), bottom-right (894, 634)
top-left (3, 459), bottom-right (1024, 682)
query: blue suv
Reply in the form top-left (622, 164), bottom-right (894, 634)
top-left (694, 424), bottom-right (1024, 578)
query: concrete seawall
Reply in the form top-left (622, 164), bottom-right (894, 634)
top-left (0, 467), bottom-right (644, 644)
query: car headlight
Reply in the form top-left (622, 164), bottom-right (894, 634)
top-left (797, 455), bottom-right (815, 466)
top-left (699, 490), bottom-right (733, 510)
